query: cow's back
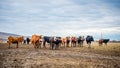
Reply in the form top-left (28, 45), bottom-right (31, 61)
top-left (8, 36), bottom-right (19, 43)
top-left (31, 34), bottom-right (41, 44)
top-left (102, 39), bottom-right (109, 43)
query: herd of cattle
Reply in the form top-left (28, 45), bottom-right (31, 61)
top-left (7, 34), bottom-right (110, 49)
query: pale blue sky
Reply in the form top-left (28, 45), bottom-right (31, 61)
top-left (0, 0), bottom-right (120, 40)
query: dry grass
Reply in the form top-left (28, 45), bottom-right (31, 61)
top-left (67, 42), bottom-right (120, 56)
top-left (0, 42), bottom-right (120, 68)
top-left (91, 42), bottom-right (120, 56)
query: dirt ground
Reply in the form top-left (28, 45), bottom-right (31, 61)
top-left (0, 42), bottom-right (120, 68)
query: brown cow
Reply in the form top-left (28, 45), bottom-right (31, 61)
top-left (31, 34), bottom-right (42, 48)
top-left (66, 36), bottom-right (70, 47)
top-left (98, 39), bottom-right (103, 46)
top-left (8, 36), bottom-right (24, 48)
top-left (19, 36), bottom-right (24, 44)
top-left (71, 36), bottom-right (77, 47)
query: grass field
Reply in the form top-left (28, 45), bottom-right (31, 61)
top-left (0, 42), bottom-right (120, 68)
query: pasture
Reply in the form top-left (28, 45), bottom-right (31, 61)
top-left (0, 42), bottom-right (120, 68)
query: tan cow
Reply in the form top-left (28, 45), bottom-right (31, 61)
top-left (31, 34), bottom-right (42, 48)
top-left (8, 36), bottom-right (24, 48)
top-left (61, 38), bottom-right (66, 47)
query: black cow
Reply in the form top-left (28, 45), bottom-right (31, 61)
top-left (24, 40), bottom-right (26, 44)
top-left (43, 36), bottom-right (61, 50)
top-left (78, 36), bottom-right (84, 47)
top-left (102, 39), bottom-right (110, 45)
top-left (43, 36), bottom-right (51, 48)
top-left (86, 35), bottom-right (94, 48)
top-left (26, 38), bottom-right (30, 44)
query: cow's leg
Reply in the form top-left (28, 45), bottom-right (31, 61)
top-left (63, 43), bottom-right (65, 48)
top-left (59, 43), bottom-right (61, 48)
top-left (39, 42), bottom-right (42, 48)
top-left (73, 43), bottom-right (74, 47)
top-left (71, 42), bottom-right (73, 47)
top-left (99, 43), bottom-right (100, 46)
top-left (88, 42), bottom-right (91, 48)
top-left (74, 42), bottom-right (76, 47)
top-left (33, 43), bottom-right (36, 48)
top-left (49, 44), bottom-right (51, 50)
top-left (76, 42), bottom-right (77, 47)
top-left (75, 42), bottom-right (77, 47)
top-left (36, 43), bottom-right (38, 48)
top-left (66, 43), bottom-right (67, 47)
top-left (36, 44), bottom-right (38, 48)
top-left (78, 42), bottom-right (79, 47)
top-left (43, 41), bottom-right (46, 48)
top-left (105, 43), bottom-right (107, 45)
top-left (36, 42), bottom-right (40, 48)
top-left (56, 44), bottom-right (59, 49)
top-left (82, 43), bottom-right (83, 47)
top-left (74, 42), bottom-right (75, 47)
top-left (59, 44), bottom-right (61, 49)
top-left (38, 42), bottom-right (40, 48)
top-left (80, 42), bottom-right (82, 47)
top-left (34, 45), bottom-right (36, 48)
top-left (49, 42), bottom-right (52, 50)
top-left (56, 44), bottom-right (60, 50)
top-left (78, 41), bottom-right (81, 47)
top-left (62, 43), bottom-right (64, 48)
top-left (66, 42), bottom-right (69, 47)
top-left (16, 42), bottom-right (18, 48)
top-left (52, 43), bottom-right (54, 50)
top-left (66, 43), bottom-right (68, 47)
top-left (81, 41), bottom-right (83, 47)
top-left (73, 42), bottom-right (75, 47)
top-left (99, 43), bottom-right (102, 46)
top-left (27, 41), bottom-right (28, 44)
top-left (8, 42), bottom-right (11, 49)
top-left (87, 43), bottom-right (89, 48)
top-left (79, 42), bottom-right (81, 47)
top-left (71, 41), bottom-right (72, 47)
top-left (59, 43), bottom-right (62, 48)
top-left (34, 43), bottom-right (36, 48)
top-left (72, 43), bottom-right (74, 47)
top-left (68, 42), bottom-right (70, 47)
top-left (77, 42), bottom-right (79, 47)
top-left (55, 44), bottom-right (57, 50)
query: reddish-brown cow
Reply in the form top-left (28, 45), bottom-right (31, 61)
top-left (8, 36), bottom-right (24, 48)
top-left (31, 34), bottom-right (42, 48)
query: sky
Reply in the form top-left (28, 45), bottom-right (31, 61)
top-left (0, 0), bottom-right (120, 40)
